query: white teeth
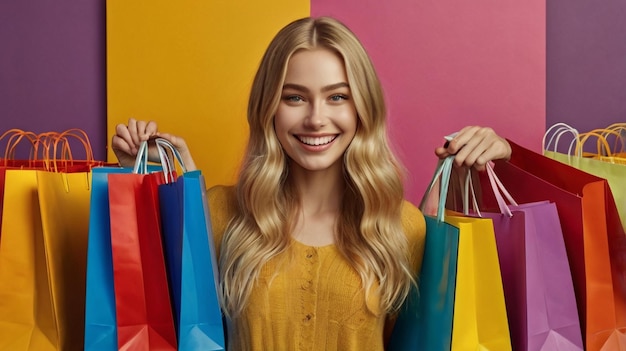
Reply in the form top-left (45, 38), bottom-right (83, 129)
top-left (298, 135), bottom-right (336, 146)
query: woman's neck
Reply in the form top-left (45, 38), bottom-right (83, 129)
top-left (288, 164), bottom-right (345, 246)
top-left (289, 164), bottom-right (344, 215)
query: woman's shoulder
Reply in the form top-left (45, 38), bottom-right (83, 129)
top-left (400, 200), bottom-right (426, 274)
top-left (207, 185), bottom-right (238, 241)
top-left (400, 200), bottom-right (426, 242)
top-left (207, 184), bottom-right (236, 206)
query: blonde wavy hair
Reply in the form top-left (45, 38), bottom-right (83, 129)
top-left (219, 16), bottom-right (413, 322)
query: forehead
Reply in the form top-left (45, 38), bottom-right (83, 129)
top-left (284, 48), bottom-right (348, 86)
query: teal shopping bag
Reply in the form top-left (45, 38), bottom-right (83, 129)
top-left (388, 157), bottom-right (459, 350)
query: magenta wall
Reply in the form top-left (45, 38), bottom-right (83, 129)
top-left (312, 0), bottom-right (546, 203)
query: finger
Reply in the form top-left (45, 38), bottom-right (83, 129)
top-left (456, 128), bottom-right (504, 169)
top-left (452, 138), bottom-right (481, 168)
top-left (111, 134), bottom-right (133, 155)
top-left (114, 123), bottom-right (137, 155)
top-left (452, 127), bottom-right (489, 168)
top-left (128, 118), bottom-right (141, 148)
top-left (156, 132), bottom-right (186, 151)
top-left (145, 120), bottom-right (158, 138)
top-left (136, 120), bottom-right (148, 141)
top-left (434, 146), bottom-right (451, 159)
top-left (462, 139), bottom-right (492, 169)
top-left (444, 126), bottom-right (478, 155)
top-left (134, 120), bottom-right (158, 141)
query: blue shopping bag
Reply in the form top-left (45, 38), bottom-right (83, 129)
top-left (83, 166), bottom-right (130, 351)
top-left (388, 157), bottom-right (460, 350)
top-left (159, 170), bottom-right (225, 351)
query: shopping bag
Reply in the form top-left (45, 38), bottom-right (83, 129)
top-left (0, 130), bottom-right (40, 239)
top-left (543, 124), bottom-right (626, 232)
top-left (476, 165), bottom-right (583, 350)
top-left (0, 129), bottom-right (99, 351)
top-left (35, 169), bottom-right (92, 350)
top-left (487, 139), bottom-right (626, 351)
top-left (444, 213), bottom-right (512, 350)
top-left (155, 138), bottom-right (224, 350)
top-left (0, 169), bottom-right (57, 351)
top-left (34, 128), bottom-right (106, 350)
top-left (389, 156), bottom-right (512, 350)
top-left (84, 166), bottom-right (133, 351)
top-left (108, 140), bottom-right (177, 350)
top-left (388, 157), bottom-right (460, 350)
top-left (159, 170), bottom-right (226, 350)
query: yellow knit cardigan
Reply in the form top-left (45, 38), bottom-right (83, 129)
top-left (207, 185), bottom-right (425, 351)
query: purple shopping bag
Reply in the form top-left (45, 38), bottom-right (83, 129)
top-left (472, 165), bottom-right (583, 350)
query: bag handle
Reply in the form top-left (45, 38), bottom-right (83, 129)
top-left (155, 138), bottom-right (187, 184)
top-left (569, 130), bottom-right (617, 159)
top-left (543, 123), bottom-right (625, 158)
top-left (542, 122), bottom-right (580, 156)
top-left (574, 128), bottom-right (624, 157)
top-left (419, 156), bottom-right (454, 222)
top-left (597, 124), bottom-right (626, 154)
top-left (1, 129), bottom-right (41, 166)
top-left (132, 138), bottom-right (187, 183)
top-left (53, 129), bottom-right (96, 162)
top-left (462, 163), bottom-right (517, 217)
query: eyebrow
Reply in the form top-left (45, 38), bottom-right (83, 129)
top-left (282, 82), bottom-right (350, 93)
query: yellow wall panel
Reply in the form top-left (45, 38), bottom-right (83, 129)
top-left (107, 0), bottom-right (309, 186)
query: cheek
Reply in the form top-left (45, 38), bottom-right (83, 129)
top-left (273, 113), bottom-right (291, 148)
top-left (340, 109), bottom-right (358, 136)
top-left (274, 105), bottom-right (298, 130)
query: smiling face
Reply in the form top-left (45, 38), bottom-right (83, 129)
top-left (274, 48), bottom-right (358, 175)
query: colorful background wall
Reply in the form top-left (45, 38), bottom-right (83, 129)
top-left (2, 0), bottom-right (625, 205)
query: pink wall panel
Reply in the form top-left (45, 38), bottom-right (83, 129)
top-left (311, 0), bottom-right (545, 205)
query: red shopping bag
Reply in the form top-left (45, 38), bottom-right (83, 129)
top-left (108, 161), bottom-right (177, 349)
top-left (483, 140), bottom-right (626, 351)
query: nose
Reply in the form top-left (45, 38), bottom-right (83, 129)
top-left (304, 101), bottom-right (326, 129)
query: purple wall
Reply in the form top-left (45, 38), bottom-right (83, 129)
top-left (547, 0), bottom-right (626, 133)
top-left (0, 1), bottom-right (107, 160)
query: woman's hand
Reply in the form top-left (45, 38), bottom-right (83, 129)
top-left (434, 126), bottom-right (511, 170)
top-left (111, 118), bottom-right (197, 171)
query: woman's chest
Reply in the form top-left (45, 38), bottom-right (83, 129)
top-left (245, 244), bottom-right (381, 327)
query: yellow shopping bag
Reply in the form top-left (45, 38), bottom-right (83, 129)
top-left (0, 169), bottom-right (57, 351)
top-left (36, 170), bottom-right (92, 350)
top-left (446, 214), bottom-right (512, 351)
top-left (0, 129), bottom-right (96, 350)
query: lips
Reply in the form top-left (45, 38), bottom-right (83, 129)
top-left (296, 135), bottom-right (337, 146)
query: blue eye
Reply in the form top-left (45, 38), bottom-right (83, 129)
top-left (330, 94), bottom-right (348, 102)
top-left (284, 95), bottom-right (304, 102)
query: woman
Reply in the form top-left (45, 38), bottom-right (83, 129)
top-left (113, 16), bottom-right (511, 350)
